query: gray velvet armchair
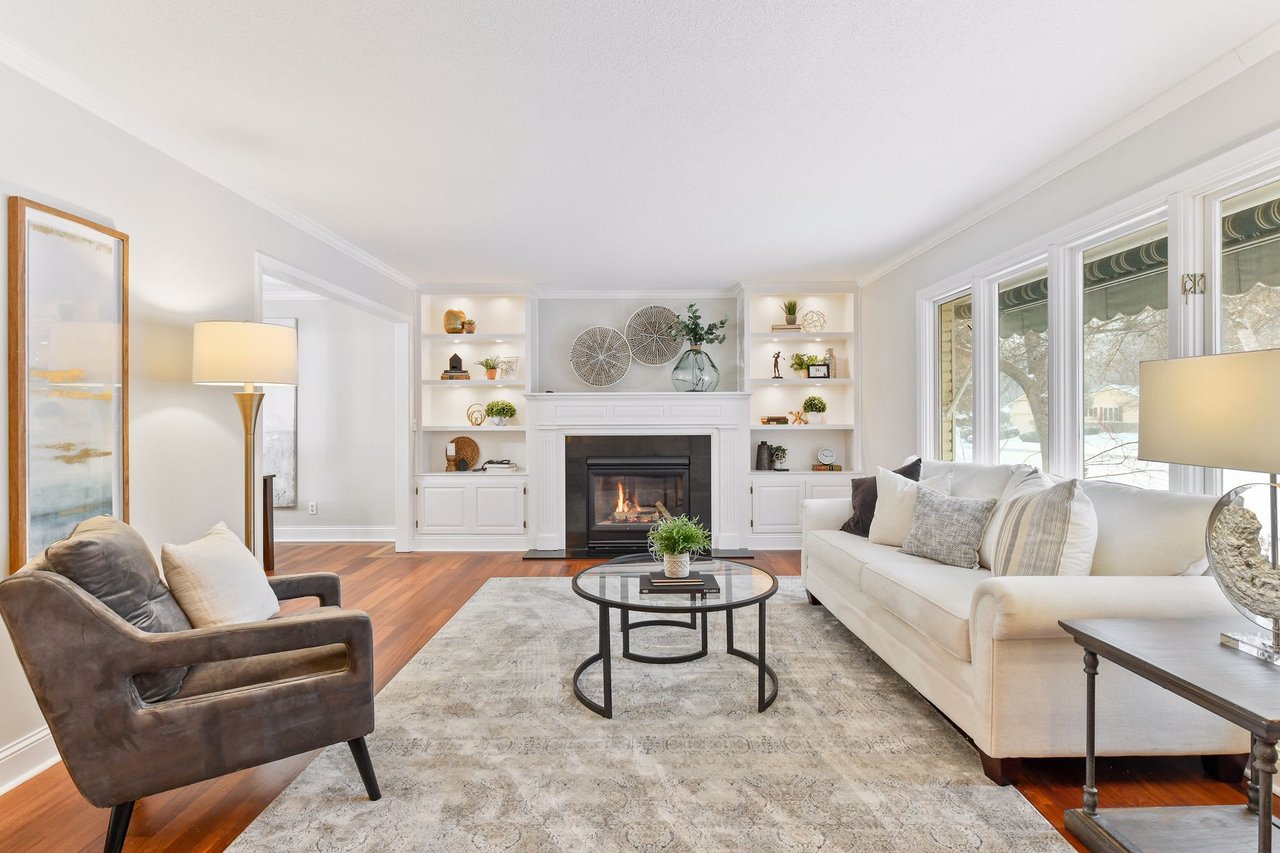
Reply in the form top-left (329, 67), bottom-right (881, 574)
top-left (0, 567), bottom-right (380, 853)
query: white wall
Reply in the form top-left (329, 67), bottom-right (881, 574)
top-left (263, 296), bottom-right (396, 539)
top-left (536, 297), bottom-right (740, 392)
top-left (0, 64), bottom-right (413, 792)
top-left (858, 50), bottom-right (1280, 470)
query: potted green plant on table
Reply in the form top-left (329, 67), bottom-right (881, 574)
top-left (485, 399), bottom-right (517, 426)
top-left (781, 299), bottom-right (799, 325)
top-left (770, 445), bottom-right (788, 470)
top-left (802, 395), bottom-right (827, 424)
top-left (648, 515), bottom-right (713, 578)
top-left (669, 303), bottom-right (729, 392)
top-left (477, 356), bottom-right (503, 380)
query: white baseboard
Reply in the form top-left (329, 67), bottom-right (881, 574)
top-left (0, 726), bottom-right (58, 795)
top-left (412, 535), bottom-right (530, 552)
top-left (747, 533), bottom-right (802, 550)
top-left (275, 525), bottom-right (395, 543)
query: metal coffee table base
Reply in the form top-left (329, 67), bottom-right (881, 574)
top-left (573, 600), bottom-right (778, 718)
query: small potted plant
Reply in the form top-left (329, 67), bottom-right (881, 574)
top-left (485, 400), bottom-right (517, 426)
top-left (477, 356), bottom-right (503, 380)
top-left (790, 353), bottom-right (821, 374)
top-left (770, 445), bottom-right (788, 470)
top-left (463, 319), bottom-right (477, 334)
top-left (802, 395), bottom-right (827, 424)
top-left (781, 299), bottom-right (799, 325)
top-left (647, 515), bottom-right (712, 578)
top-left (669, 303), bottom-right (729, 392)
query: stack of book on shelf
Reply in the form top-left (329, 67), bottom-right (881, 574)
top-left (812, 463), bottom-right (844, 472)
top-left (771, 323), bottom-right (802, 331)
top-left (638, 571), bottom-right (721, 596)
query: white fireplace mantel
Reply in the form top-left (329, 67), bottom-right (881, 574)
top-left (523, 392), bottom-right (752, 551)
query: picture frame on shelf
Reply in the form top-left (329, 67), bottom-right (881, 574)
top-left (806, 363), bottom-right (831, 379)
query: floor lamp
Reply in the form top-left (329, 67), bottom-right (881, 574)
top-left (1139, 348), bottom-right (1280, 661)
top-left (192, 321), bottom-right (298, 555)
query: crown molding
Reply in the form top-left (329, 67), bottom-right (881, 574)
top-left (0, 31), bottom-right (420, 292)
top-left (859, 20), bottom-right (1280, 290)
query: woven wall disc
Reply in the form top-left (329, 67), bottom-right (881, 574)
top-left (570, 326), bottom-right (632, 387)
top-left (624, 305), bottom-right (682, 366)
top-left (449, 436), bottom-right (480, 469)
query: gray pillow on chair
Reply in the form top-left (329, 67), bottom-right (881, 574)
top-left (42, 516), bottom-right (193, 701)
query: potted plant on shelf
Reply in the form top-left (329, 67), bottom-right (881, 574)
top-left (790, 353), bottom-right (821, 374)
top-left (770, 445), bottom-right (788, 470)
top-left (485, 400), bottom-right (517, 426)
top-left (803, 395), bottom-right (827, 424)
top-left (647, 515), bottom-right (712, 578)
top-left (669, 303), bottom-right (729, 392)
top-left (477, 356), bottom-right (503, 380)
top-left (463, 319), bottom-right (477, 333)
top-left (781, 299), bottom-right (799, 325)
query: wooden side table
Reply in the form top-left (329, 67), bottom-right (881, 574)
top-left (1059, 617), bottom-right (1280, 853)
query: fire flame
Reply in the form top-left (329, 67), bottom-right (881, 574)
top-left (615, 481), bottom-right (633, 514)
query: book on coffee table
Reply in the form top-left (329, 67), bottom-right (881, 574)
top-left (639, 571), bottom-right (721, 595)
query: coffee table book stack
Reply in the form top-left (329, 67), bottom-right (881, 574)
top-left (639, 571), bottom-right (721, 596)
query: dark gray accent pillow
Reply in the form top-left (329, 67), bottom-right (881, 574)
top-left (841, 457), bottom-right (921, 538)
top-left (900, 488), bottom-right (998, 569)
top-left (42, 516), bottom-right (192, 702)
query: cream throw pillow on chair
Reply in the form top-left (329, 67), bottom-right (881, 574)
top-left (162, 522), bottom-right (280, 627)
top-left (868, 467), bottom-right (953, 548)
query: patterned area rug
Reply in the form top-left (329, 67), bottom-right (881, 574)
top-left (231, 577), bottom-right (1070, 852)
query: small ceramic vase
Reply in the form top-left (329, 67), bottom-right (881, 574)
top-left (664, 552), bottom-right (691, 578)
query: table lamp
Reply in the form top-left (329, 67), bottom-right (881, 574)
top-left (1139, 349), bottom-right (1280, 661)
top-left (192, 321), bottom-right (298, 555)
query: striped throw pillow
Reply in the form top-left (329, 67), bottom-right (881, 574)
top-left (991, 479), bottom-right (1098, 577)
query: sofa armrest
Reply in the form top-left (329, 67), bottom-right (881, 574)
top-left (970, 575), bottom-right (1236, 644)
top-left (801, 498), bottom-right (851, 534)
top-left (268, 572), bottom-right (342, 607)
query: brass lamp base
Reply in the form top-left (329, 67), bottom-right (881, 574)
top-left (234, 389), bottom-right (265, 556)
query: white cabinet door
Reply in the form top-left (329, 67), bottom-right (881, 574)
top-left (419, 486), bottom-right (468, 534)
top-left (474, 484), bottom-right (525, 534)
top-left (807, 480), bottom-right (851, 500)
top-left (751, 481), bottom-right (805, 535)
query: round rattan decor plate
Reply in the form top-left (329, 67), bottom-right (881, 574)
top-left (570, 326), bottom-right (632, 387)
top-left (449, 436), bottom-right (480, 469)
top-left (624, 305), bottom-right (682, 366)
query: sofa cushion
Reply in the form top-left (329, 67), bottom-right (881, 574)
top-left (920, 461), bottom-right (1030, 501)
top-left (992, 479), bottom-right (1097, 577)
top-left (868, 468), bottom-right (952, 547)
top-left (1079, 480), bottom-right (1217, 576)
top-left (41, 515), bottom-right (193, 702)
top-left (840, 457), bottom-right (920, 537)
top-left (805, 530), bottom-right (937, 589)
top-left (900, 489), bottom-right (998, 569)
top-left (978, 468), bottom-right (1049, 569)
top-left (860, 561), bottom-right (991, 661)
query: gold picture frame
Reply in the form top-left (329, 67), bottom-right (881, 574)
top-left (8, 197), bottom-right (129, 571)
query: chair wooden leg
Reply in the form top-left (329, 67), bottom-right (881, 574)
top-left (978, 750), bottom-right (1021, 786)
top-left (348, 737), bottom-right (382, 801)
top-left (104, 801), bottom-right (134, 853)
top-left (805, 590), bottom-right (822, 606)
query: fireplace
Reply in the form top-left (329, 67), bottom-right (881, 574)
top-left (586, 456), bottom-right (690, 549)
top-left (565, 435), bottom-right (712, 554)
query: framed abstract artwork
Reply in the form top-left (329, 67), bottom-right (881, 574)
top-left (8, 197), bottom-right (129, 571)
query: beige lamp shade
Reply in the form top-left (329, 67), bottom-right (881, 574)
top-left (1138, 349), bottom-right (1280, 474)
top-left (192, 321), bottom-right (298, 386)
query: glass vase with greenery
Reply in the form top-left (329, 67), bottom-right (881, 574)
top-left (647, 514), bottom-right (712, 578)
top-left (669, 303), bottom-right (728, 392)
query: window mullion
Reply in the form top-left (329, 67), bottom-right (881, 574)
top-left (1047, 244), bottom-right (1081, 478)
top-left (972, 277), bottom-right (999, 464)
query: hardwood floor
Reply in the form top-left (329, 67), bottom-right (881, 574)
top-left (0, 545), bottom-right (1248, 852)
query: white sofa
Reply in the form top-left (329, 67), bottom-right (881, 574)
top-left (801, 460), bottom-right (1249, 784)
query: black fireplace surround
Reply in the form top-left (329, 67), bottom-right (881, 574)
top-left (565, 435), bottom-right (712, 554)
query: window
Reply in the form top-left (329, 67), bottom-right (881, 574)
top-left (1081, 222), bottom-right (1169, 489)
top-left (997, 265), bottom-right (1049, 468)
top-left (937, 292), bottom-right (974, 461)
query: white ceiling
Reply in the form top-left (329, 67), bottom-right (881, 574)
top-left (3, 1), bottom-right (1279, 290)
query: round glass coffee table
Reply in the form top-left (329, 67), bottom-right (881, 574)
top-left (571, 554), bottom-right (778, 718)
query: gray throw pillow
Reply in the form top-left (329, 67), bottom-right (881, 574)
top-left (900, 488), bottom-right (998, 569)
top-left (42, 516), bottom-right (192, 702)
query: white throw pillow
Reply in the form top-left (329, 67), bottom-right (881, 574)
top-left (162, 522), bottom-right (280, 627)
top-left (868, 467), bottom-right (952, 548)
top-left (978, 467), bottom-right (1052, 569)
top-left (991, 479), bottom-right (1099, 577)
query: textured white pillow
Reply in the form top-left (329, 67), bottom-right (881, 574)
top-left (978, 468), bottom-right (1052, 569)
top-left (868, 468), bottom-right (952, 548)
top-left (991, 480), bottom-right (1099, 577)
top-left (162, 522), bottom-right (280, 627)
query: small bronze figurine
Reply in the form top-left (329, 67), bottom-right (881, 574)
top-left (772, 351), bottom-right (782, 379)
